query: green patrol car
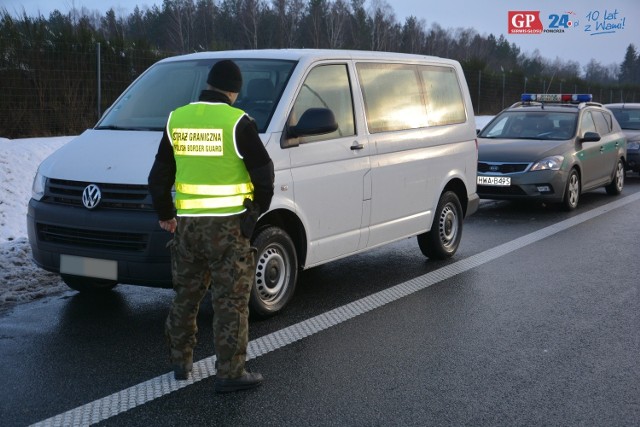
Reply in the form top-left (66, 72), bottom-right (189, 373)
top-left (477, 94), bottom-right (627, 210)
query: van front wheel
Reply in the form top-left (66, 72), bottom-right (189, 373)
top-left (417, 191), bottom-right (463, 260)
top-left (250, 226), bottom-right (298, 318)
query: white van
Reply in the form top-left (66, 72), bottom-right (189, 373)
top-left (28, 49), bottom-right (479, 316)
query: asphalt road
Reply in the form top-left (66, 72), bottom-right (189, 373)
top-left (2, 176), bottom-right (639, 427)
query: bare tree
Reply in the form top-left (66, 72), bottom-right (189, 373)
top-left (425, 23), bottom-right (451, 57)
top-left (272, 0), bottom-right (304, 48)
top-left (162, 0), bottom-right (188, 53)
top-left (238, 0), bottom-right (266, 49)
top-left (325, 0), bottom-right (349, 48)
top-left (368, 0), bottom-right (396, 51)
top-left (584, 59), bottom-right (616, 84)
top-left (304, 0), bottom-right (327, 48)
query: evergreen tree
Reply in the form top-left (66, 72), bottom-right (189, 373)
top-left (619, 44), bottom-right (639, 85)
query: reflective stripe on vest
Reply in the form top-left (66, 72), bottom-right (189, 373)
top-left (175, 182), bottom-right (254, 197)
top-left (175, 194), bottom-right (252, 210)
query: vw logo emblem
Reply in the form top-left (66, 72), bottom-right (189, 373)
top-left (82, 184), bottom-right (102, 209)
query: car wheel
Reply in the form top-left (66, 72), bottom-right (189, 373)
top-left (61, 274), bottom-right (118, 293)
top-left (605, 159), bottom-right (624, 195)
top-left (417, 191), bottom-right (463, 260)
top-left (250, 226), bottom-right (298, 318)
top-left (562, 169), bottom-right (580, 211)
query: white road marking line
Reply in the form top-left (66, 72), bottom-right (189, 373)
top-left (30, 191), bottom-right (640, 427)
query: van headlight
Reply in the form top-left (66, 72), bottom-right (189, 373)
top-left (31, 171), bottom-right (47, 201)
top-left (530, 155), bottom-right (564, 171)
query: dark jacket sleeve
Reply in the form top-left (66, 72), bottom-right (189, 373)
top-left (147, 130), bottom-right (177, 221)
top-left (236, 115), bottom-right (274, 214)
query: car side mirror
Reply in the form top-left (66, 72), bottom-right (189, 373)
top-left (287, 108), bottom-right (338, 138)
top-left (580, 131), bottom-right (601, 143)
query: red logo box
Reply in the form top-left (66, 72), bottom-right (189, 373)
top-left (508, 11), bottom-right (543, 34)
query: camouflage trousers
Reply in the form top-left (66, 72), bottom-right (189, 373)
top-left (166, 215), bottom-right (255, 379)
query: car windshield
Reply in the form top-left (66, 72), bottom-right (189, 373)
top-left (97, 58), bottom-right (296, 133)
top-left (608, 107), bottom-right (640, 130)
top-left (479, 111), bottom-right (577, 141)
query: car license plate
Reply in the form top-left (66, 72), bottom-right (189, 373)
top-left (477, 176), bottom-right (511, 186)
top-left (60, 255), bottom-right (118, 280)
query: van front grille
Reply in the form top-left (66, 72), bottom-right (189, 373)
top-left (46, 179), bottom-right (153, 210)
top-left (37, 224), bottom-right (148, 251)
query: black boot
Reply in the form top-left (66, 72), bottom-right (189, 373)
top-left (170, 348), bottom-right (193, 380)
top-left (214, 371), bottom-right (263, 393)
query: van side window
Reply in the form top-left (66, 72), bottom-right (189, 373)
top-left (289, 64), bottom-right (355, 143)
top-left (420, 66), bottom-right (466, 126)
top-left (356, 63), bottom-right (427, 133)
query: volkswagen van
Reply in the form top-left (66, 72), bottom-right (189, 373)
top-left (28, 49), bottom-right (479, 316)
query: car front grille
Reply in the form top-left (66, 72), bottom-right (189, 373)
top-left (37, 224), bottom-right (148, 251)
top-left (477, 162), bottom-right (530, 174)
top-left (47, 179), bottom-right (153, 210)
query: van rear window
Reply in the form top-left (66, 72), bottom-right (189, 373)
top-left (356, 62), bottom-right (466, 133)
top-left (420, 66), bottom-right (466, 126)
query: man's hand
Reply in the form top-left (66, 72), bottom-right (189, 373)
top-left (240, 199), bottom-right (260, 238)
top-left (159, 218), bottom-right (177, 233)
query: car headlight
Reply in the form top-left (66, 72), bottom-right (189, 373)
top-left (31, 170), bottom-right (46, 201)
top-left (530, 155), bottom-right (564, 171)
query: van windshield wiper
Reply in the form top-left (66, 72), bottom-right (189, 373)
top-left (95, 125), bottom-right (163, 131)
top-left (95, 125), bottom-right (136, 130)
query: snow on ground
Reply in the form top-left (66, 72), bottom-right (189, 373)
top-left (0, 116), bottom-right (494, 312)
top-left (0, 136), bottom-right (74, 311)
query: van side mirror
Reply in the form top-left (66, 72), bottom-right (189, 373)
top-left (287, 108), bottom-right (338, 138)
top-left (580, 131), bottom-right (601, 143)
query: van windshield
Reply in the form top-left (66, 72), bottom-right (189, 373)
top-left (97, 58), bottom-right (296, 133)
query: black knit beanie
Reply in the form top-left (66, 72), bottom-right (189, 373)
top-left (207, 60), bottom-right (242, 93)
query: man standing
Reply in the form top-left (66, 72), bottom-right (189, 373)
top-left (148, 59), bottom-right (274, 393)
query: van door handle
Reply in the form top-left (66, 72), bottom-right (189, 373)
top-left (350, 142), bottom-right (364, 150)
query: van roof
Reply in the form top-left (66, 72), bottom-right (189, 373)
top-left (158, 49), bottom-right (455, 66)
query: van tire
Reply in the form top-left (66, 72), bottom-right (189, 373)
top-left (250, 226), bottom-right (298, 318)
top-left (417, 191), bottom-right (463, 260)
top-left (61, 274), bottom-right (118, 293)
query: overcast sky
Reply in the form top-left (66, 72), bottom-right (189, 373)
top-left (3, 0), bottom-right (638, 69)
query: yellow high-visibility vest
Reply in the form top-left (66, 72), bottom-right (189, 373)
top-left (167, 102), bottom-right (253, 216)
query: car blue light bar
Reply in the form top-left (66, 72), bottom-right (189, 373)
top-left (521, 94), bottom-right (593, 103)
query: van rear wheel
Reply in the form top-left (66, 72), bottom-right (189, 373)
top-left (250, 226), bottom-right (298, 318)
top-left (61, 274), bottom-right (118, 293)
top-left (417, 191), bottom-right (463, 260)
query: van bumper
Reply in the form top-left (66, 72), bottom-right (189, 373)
top-left (27, 199), bottom-right (172, 288)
